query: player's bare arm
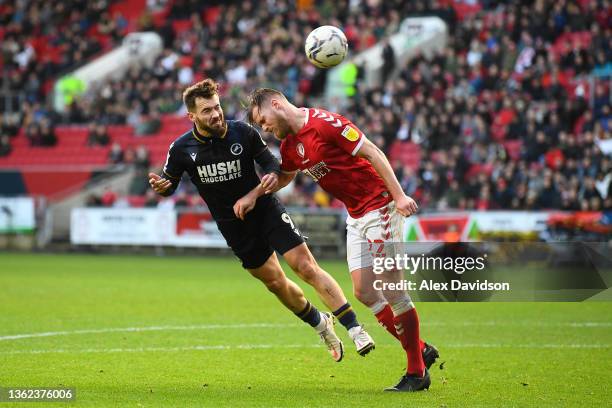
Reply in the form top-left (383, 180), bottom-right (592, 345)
top-left (356, 138), bottom-right (418, 217)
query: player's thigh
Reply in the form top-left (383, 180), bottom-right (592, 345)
top-left (363, 202), bottom-right (405, 259)
top-left (247, 251), bottom-right (285, 284)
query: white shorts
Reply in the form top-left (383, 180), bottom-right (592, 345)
top-left (346, 201), bottom-right (405, 272)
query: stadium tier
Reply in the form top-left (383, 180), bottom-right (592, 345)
top-left (1, 0), bottom-right (609, 212)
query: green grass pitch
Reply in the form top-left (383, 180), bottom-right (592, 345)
top-left (1, 253), bottom-right (611, 407)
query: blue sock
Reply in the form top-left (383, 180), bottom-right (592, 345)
top-left (333, 303), bottom-right (360, 330)
top-left (295, 301), bottom-right (321, 327)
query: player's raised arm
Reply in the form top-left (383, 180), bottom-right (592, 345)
top-left (356, 137), bottom-right (418, 217)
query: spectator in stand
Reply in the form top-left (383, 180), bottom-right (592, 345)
top-left (38, 119), bottom-right (58, 146)
top-left (85, 194), bottom-right (103, 207)
top-left (88, 124), bottom-right (110, 146)
top-left (174, 191), bottom-right (191, 209)
top-left (0, 136), bottom-right (12, 157)
top-left (537, 175), bottom-right (562, 209)
top-left (581, 177), bottom-right (604, 203)
top-left (0, 116), bottom-right (20, 138)
top-left (133, 145), bottom-right (151, 170)
top-left (101, 186), bottom-right (117, 207)
top-left (129, 145), bottom-right (152, 195)
top-left (381, 38), bottom-right (396, 84)
top-left (108, 142), bottom-right (124, 164)
top-left (25, 124), bottom-right (42, 146)
top-left (135, 110), bottom-right (162, 136)
top-left (143, 189), bottom-right (159, 208)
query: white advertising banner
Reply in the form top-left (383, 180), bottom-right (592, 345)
top-left (70, 208), bottom-right (227, 247)
top-left (471, 211), bottom-right (550, 233)
top-left (71, 209), bottom-right (561, 246)
top-left (70, 208), bottom-right (175, 245)
top-left (0, 197), bottom-right (35, 233)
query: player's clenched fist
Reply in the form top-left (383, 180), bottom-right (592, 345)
top-left (260, 173), bottom-right (279, 194)
top-left (394, 194), bottom-right (418, 217)
top-left (148, 172), bottom-right (172, 194)
top-left (233, 194), bottom-right (256, 220)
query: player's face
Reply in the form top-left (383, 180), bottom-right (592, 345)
top-left (253, 102), bottom-right (291, 140)
top-left (189, 95), bottom-right (226, 136)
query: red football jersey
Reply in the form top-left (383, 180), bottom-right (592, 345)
top-left (280, 108), bottom-right (392, 218)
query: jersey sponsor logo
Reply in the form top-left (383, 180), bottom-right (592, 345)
top-left (303, 161), bottom-right (331, 182)
top-left (196, 160), bottom-right (242, 183)
top-left (296, 143), bottom-right (305, 158)
top-left (230, 143), bottom-right (243, 155)
top-left (341, 125), bottom-right (360, 142)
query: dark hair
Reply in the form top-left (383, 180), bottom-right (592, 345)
top-left (182, 79), bottom-right (219, 112)
top-left (245, 88), bottom-right (285, 123)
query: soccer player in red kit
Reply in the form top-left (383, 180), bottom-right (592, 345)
top-left (244, 88), bottom-right (439, 392)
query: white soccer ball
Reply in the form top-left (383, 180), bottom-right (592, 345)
top-left (304, 25), bottom-right (348, 69)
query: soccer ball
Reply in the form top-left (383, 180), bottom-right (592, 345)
top-left (304, 25), bottom-right (348, 69)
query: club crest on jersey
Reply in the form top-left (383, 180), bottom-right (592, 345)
top-left (230, 143), bottom-right (243, 155)
top-left (296, 143), bottom-right (305, 158)
top-left (341, 125), bottom-right (360, 142)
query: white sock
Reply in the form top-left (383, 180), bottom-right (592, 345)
top-left (348, 325), bottom-right (362, 339)
top-left (314, 312), bottom-right (328, 333)
top-left (390, 297), bottom-right (414, 316)
top-left (369, 300), bottom-right (388, 315)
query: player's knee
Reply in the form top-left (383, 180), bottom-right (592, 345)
top-left (261, 275), bottom-right (287, 294)
top-left (353, 286), bottom-right (378, 307)
top-left (383, 290), bottom-right (410, 306)
top-left (292, 259), bottom-right (319, 284)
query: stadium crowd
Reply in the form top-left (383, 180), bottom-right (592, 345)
top-left (1, 0), bottom-right (611, 212)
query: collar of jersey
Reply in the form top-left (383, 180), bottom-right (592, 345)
top-left (191, 124), bottom-right (228, 144)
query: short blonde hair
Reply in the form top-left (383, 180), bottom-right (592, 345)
top-left (245, 88), bottom-right (286, 123)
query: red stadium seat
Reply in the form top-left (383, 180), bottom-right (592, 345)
top-left (388, 141), bottom-right (422, 171)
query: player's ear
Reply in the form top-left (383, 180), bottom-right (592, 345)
top-left (270, 98), bottom-right (282, 111)
top-left (186, 111), bottom-right (195, 122)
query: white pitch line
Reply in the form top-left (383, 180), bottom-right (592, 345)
top-left (0, 321), bottom-right (610, 342)
top-left (0, 343), bottom-right (609, 356)
top-left (0, 323), bottom-right (300, 342)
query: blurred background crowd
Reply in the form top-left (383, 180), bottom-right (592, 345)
top-left (0, 0), bottom-right (610, 213)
